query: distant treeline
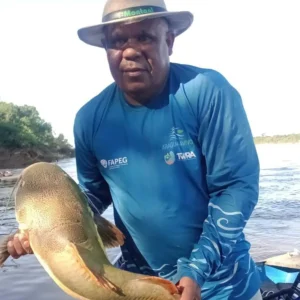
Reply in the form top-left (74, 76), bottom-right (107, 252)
top-left (254, 133), bottom-right (300, 144)
top-left (1, 101), bottom-right (299, 152)
top-left (0, 101), bottom-right (74, 156)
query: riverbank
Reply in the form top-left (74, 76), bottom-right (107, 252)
top-left (0, 174), bottom-right (19, 185)
top-left (1, 142), bottom-right (300, 169)
top-left (0, 147), bottom-right (74, 169)
top-left (254, 134), bottom-right (300, 144)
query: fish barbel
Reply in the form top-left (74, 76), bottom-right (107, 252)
top-left (0, 162), bottom-right (180, 300)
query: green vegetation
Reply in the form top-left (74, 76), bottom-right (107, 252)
top-left (0, 101), bottom-right (74, 156)
top-left (0, 100), bottom-right (299, 166)
top-left (254, 133), bottom-right (300, 144)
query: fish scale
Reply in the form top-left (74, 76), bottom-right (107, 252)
top-left (0, 162), bottom-right (181, 300)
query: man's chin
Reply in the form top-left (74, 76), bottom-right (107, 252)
top-left (121, 83), bottom-right (155, 105)
top-left (124, 83), bottom-right (150, 94)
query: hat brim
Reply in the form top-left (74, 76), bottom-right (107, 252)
top-left (77, 11), bottom-right (193, 48)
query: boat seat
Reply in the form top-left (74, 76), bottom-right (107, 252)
top-left (260, 280), bottom-right (293, 299)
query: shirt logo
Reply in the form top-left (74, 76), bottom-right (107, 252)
top-left (162, 127), bottom-right (197, 165)
top-left (100, 157), bottom-right (128, 170)
top-left (169, 127), bottom-right (185, 141)
top-left (177, 151), bottom-right (197, 161)
top-left (100, 159), bottom-right (108, 168)
top-left (164, 151), bottom-right (175, 165)
top-left (162, 127), bottom-right (194, 150)
top-left (164, 151), bottom-right (197, 165)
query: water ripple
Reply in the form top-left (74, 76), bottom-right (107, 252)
top-left (0, 145), bottom-right (300, 298)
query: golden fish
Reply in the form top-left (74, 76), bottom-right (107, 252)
top-left (0, 162), bottom-right (180, 300)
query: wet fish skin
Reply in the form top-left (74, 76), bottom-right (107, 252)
top-left (0, 162), bottom-right (180, 300)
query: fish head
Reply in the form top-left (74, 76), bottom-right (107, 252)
top-left (13, 162), bottom-right (87, 230)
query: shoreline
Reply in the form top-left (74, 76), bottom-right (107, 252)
top-left (0, 147), bottom-right (74, 170)
top-left (0, 143), bottom-right (299, 170)
top-left (255, 142), bottom-right (300, 147)
top-left (0, 174), bottom-right (19, 184)
top-left (255, 142), bottom-right (300, 145)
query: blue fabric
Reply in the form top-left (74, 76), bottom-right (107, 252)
top-left (73, 62), bottom-right (261, 299)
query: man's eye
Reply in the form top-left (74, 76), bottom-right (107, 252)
top-left (138, 35), bottom-right (152, 43)
top-left (108, 38), bottom-right (127, 48)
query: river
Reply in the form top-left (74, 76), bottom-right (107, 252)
top-left (0, 144), bottom-right (300, 299)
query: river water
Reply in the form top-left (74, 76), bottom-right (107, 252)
top-left (0, 144), bottom-right (300, 299)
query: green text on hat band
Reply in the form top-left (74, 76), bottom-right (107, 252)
top-left (102, 5), bottom-right (166, 22)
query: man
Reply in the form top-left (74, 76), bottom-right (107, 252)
top-left (7, 0), bottom-right (262, 299)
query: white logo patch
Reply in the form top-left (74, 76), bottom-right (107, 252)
top-left (176, 151), bottom-right (197, 161)
top-left (100, 159), bottom-right (107, 168)
top-left (100, 157), bottom-right (128, 170)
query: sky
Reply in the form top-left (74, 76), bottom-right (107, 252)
top-left (0, 0), bottom-right (299, 146)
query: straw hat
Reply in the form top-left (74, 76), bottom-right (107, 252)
top-left (77, 0), bottom-right (194, 48)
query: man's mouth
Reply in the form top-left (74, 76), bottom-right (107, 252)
top-left (123, 68), bottom-right (146, 76)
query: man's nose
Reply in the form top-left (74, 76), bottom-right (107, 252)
top-left (122, 40), bottom-right (142, 60)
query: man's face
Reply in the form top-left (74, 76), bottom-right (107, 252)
top-left (103, 18), bottom-right (175, 101)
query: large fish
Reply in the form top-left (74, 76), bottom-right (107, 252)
top-left (0, 162), bottom-right (180, 300)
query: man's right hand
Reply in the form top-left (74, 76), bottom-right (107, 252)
top-left (7, 233), bottom-right (33, 259)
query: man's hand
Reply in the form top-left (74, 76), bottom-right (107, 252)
top-left (177, 277), bottom-right (201, 300)
top-left (7, 233), bottom-right (33, 259)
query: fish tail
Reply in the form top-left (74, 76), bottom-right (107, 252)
top-left (0, 235), bottom-right (11, 267)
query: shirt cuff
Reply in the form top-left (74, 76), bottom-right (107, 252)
top-left (174, 263), bottom-right (206, 288)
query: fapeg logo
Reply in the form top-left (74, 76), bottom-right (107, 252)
top-left (100, 157), bottom-right (128, 170)
top-left (100, 159), bottom-right (108, 168)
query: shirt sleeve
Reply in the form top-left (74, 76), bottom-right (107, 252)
top-left (73, 112), bottom-right (113, 215)
top-left (176, 82), bottom-right (260, 287)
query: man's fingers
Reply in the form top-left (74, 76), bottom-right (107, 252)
top-left (19, 234), bottom-right (32, 254)
top-left (13, 234), bottom-right (26, 256)
top-left (177, 277), bottom-right (201, 300)
top-left (7, 233), bottom-right (32, 258)
top-left (7, 240), bottom-right (20, 259)
top-left (23, 240), bottom-right (33, 254)
top-left (178, 286), bottom-right (201, 300)
top-left (180, 287), bottom-right (196, 300)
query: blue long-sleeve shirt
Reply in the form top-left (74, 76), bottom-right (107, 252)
top-left (73, 62), bottom-right (261, 299)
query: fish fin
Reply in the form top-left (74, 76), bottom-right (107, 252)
top-left (66, 243), bottom-right (122, 294)
top-left (0, 235), bottom-right (10, 267)
top-left (33, 247), bottom-right (91, 300)
top-left (93, 215), bottom-right (125, 248)
top-left (135, 276), bottom-right (179, 294)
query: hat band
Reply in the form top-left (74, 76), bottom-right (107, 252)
top-left (102, 5), bottom-right (166, 22)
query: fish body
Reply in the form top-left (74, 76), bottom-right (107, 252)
top-left (0, 162), bottom-right (180, 300)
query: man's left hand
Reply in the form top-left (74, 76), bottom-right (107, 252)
top-left (177, 276), bottom-right (201, 300)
